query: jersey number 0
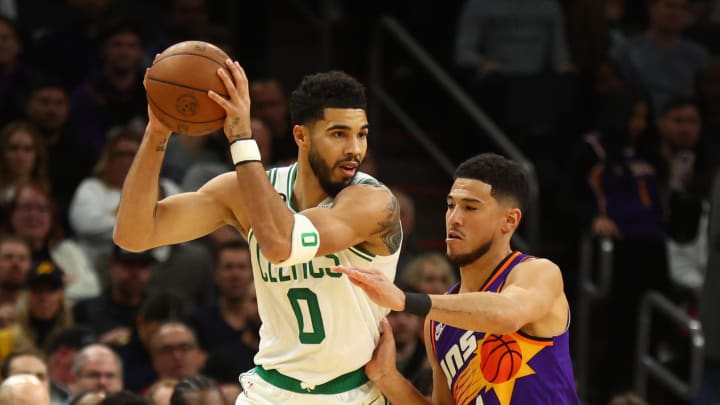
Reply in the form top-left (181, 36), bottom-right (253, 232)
top-left (287, 288), bottom-right (326, 344)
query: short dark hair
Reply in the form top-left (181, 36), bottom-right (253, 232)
top-left (214, 239), bottom-right (249, 263)
top-left (454, 153), bottom-right (530, 212)
top-left (658, 96), bottom-right (698, 117)
top-left (170, 375), bottom-right (222, 405)
top-left (0, 351), bottom-right (45, 380)
top-left (138, 290), bottom-right (186, 322)
top-left (289, 71), bottom-right (366, 125)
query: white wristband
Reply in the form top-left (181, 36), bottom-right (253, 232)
top-left (230, 139), bottom-right (261, 166)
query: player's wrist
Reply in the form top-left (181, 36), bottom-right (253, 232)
top-left (404, 292), bottom-right (431, 317)
top-left (230, 138), bottom-right (261, 166)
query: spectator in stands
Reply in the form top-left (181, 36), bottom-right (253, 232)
top-left (22, 77), bottom-right (98, 228)
top-left (68, 18), bottom-right (147, 156)
top-left (611, 0), bottom-right (710, 113)
top-left (0, 16), bottom-right (36, 127)
top-left (199, 282), bottom-right (259, 385)
top-left (249, 78), bottom-right (294, 163)
top-left (0, 374), bottom-right (50, 405)
top-left (169, 375), bottom-right (226, 405)
top-left (46, 326), bottom-right (97, 405)
top-left (0, 121), bottom-right (49, 207)
top-left (5, 182), bottom-right (100, 301)
top-left (69, 129), bottom-right (179, 275)
top-left (74, 245), bottom-right (157, 344)
top-left (386, 311), bottom-right (428, 385)
top-left (185, 240), bottom-right (251, 382)
top-left (0, 236), bottom-right (31, 310)
top-left (567, 0), bottom-right (628, 70)
top-left (113, 291), bottom-right (186, 393)
top-left (149, 322), bottom-right (205, 383)
top-left (398, 251), bottom-right (457, 295)
top-left (654, 98), bottom-right (711, 294)
top-left (15, 260), bottom-right (74, 353)
top-left (68, 344), bottom-right (123, 398)
top-left (0, 351), bottom-right (50, 391)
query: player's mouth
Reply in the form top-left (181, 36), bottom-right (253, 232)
top-left (446, 230), bottom-right (463, 242)
top-left (338, 162), bottom-right (358, 177)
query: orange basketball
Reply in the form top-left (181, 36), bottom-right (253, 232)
top-left (480, 334), bottom-right (522, 383)
top-left (145, 41), bottom-right (230, 136)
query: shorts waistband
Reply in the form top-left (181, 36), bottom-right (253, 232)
top-left (255, 365), bottom-right (368, 394)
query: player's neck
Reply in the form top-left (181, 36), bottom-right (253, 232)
top-left (292, 160), bottom-right (329, 210)
top-left (458, 244), bottom-right (514, 293)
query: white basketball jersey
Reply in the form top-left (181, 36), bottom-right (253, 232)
top-left (248, 163), bottom-right (400, 387)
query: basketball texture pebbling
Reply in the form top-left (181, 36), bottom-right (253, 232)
top-left (479, 334), bottom-right (523, 384)
top-left (145, 41), bottom-right (230, 136)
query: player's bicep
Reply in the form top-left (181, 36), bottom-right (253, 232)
top-left (302, 185), bottom-right (401, 256)
top-left (500, 260), bottom-right (562, 324)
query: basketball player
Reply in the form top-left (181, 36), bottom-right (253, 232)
top-left (114, 61), bottom-right (401, 405)
top-left (337, 153), bottom-right (580, 404)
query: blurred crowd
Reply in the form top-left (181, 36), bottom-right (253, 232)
top-left (0, 0), bottom-right (718, 404)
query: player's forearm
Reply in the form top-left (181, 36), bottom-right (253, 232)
top-left (372, 370), bottom-right (432, 405)
top-left (114, 128), bottom-right (170, 250)
top-left (427, 292), bottom-right (522, 335)
top-left (233, 161), bottom-right (294, 262)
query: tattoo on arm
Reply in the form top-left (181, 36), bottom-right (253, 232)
top-left (155, 136), bottom-right (169, 152)
top-left (372, 193), bottom-right (402, 253)
top-left (230, 118), bottom-right (250, 141)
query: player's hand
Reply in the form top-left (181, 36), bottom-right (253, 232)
top-left (209, 59), bottom-right (252, 142)
top-left (365, 318), bottom-right (398, 382)
top-left (333, 266), bottom-right (405, 311)
top-left (592, 215), bottom-right (621, 238)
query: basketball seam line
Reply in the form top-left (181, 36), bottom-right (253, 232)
top-left (147, 94), bottom-right (224, 124)
top-left (146, 76), bottom-right (230, 98)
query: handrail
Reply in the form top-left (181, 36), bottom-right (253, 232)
top-left (369, 15), bottom-right (540, 252)
top-left (634, 291), bottom-right (704, 400)
top-left (573, 233), bottom-right (614, 400)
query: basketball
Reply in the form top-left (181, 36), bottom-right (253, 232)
top-left (480, 334), bottom-right (522, 383)
top-left (145, 41), bottom-right (230, 136)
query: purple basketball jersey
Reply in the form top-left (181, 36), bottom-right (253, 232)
top-left (430, 252), bottom-right (580, 405)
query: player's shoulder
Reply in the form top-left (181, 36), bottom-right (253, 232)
top-left (514, 256), bottom-right (562, 278)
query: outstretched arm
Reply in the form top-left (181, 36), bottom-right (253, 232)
top-left (336, 258), bottom-right (564, 335)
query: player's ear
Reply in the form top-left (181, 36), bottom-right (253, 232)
top-left (501, 207), bottom-right (521, 234)
top-left (293, 124), bottom-right (309, 148)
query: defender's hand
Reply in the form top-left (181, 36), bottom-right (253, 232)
top-left (365, 318), bottom-right (398, 382)
top-left (334, 266), bottom-right (406, 311)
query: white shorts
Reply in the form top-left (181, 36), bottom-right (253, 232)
top-left (235, 368), bottom-right (387, 405)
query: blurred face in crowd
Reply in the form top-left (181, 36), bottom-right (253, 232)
top-left (7, 354), bottom-right (49, 391)
top-left (0, 240), bottom-right (31, 289)
top-left (105, 138), bottom-right (139, 188)
top-left (214, 247), bottom-right (252, 302)
top-left (3, 129), bottom-right (37, 181)
top-left (250, 80), bottom-right (288, 138)
top-left (49, 345), bottom-right (78, 387)
top-left (10, 186), bottom-right (52, 245)
top-left (628, 100), bottom-right (649, 141)
top-left (102, 32), bottom-right (143, 74)
top-left (0, 19), bottom-right (20, 66)
top-left (109, 259), bottom-right (153, 299)
top-left (658, 104), bottom-right (701, 149)
top-left (649, 0), bottom-right (690, 35)
top-left (28, 283), bottom-right (63, 320)
top-left (171, 0), bottom-right (208, 30)
top-left (72, 345), bottom-right (123, 395)
top-left (416, 262), bottom-right (453, 295)
top-left (387, 311), bottom-right (421, 349)
top-left (151, 323), bottom-right (204, 380)
top-left (25, 87), bottom-right (70, 133)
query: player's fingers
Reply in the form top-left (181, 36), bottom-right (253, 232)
top-left (216, 67), bottom-right (239, 100)
top-left (232, 60), bottom-right (249, 95)
top-left (208, 90), bottom-right (230, 109)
